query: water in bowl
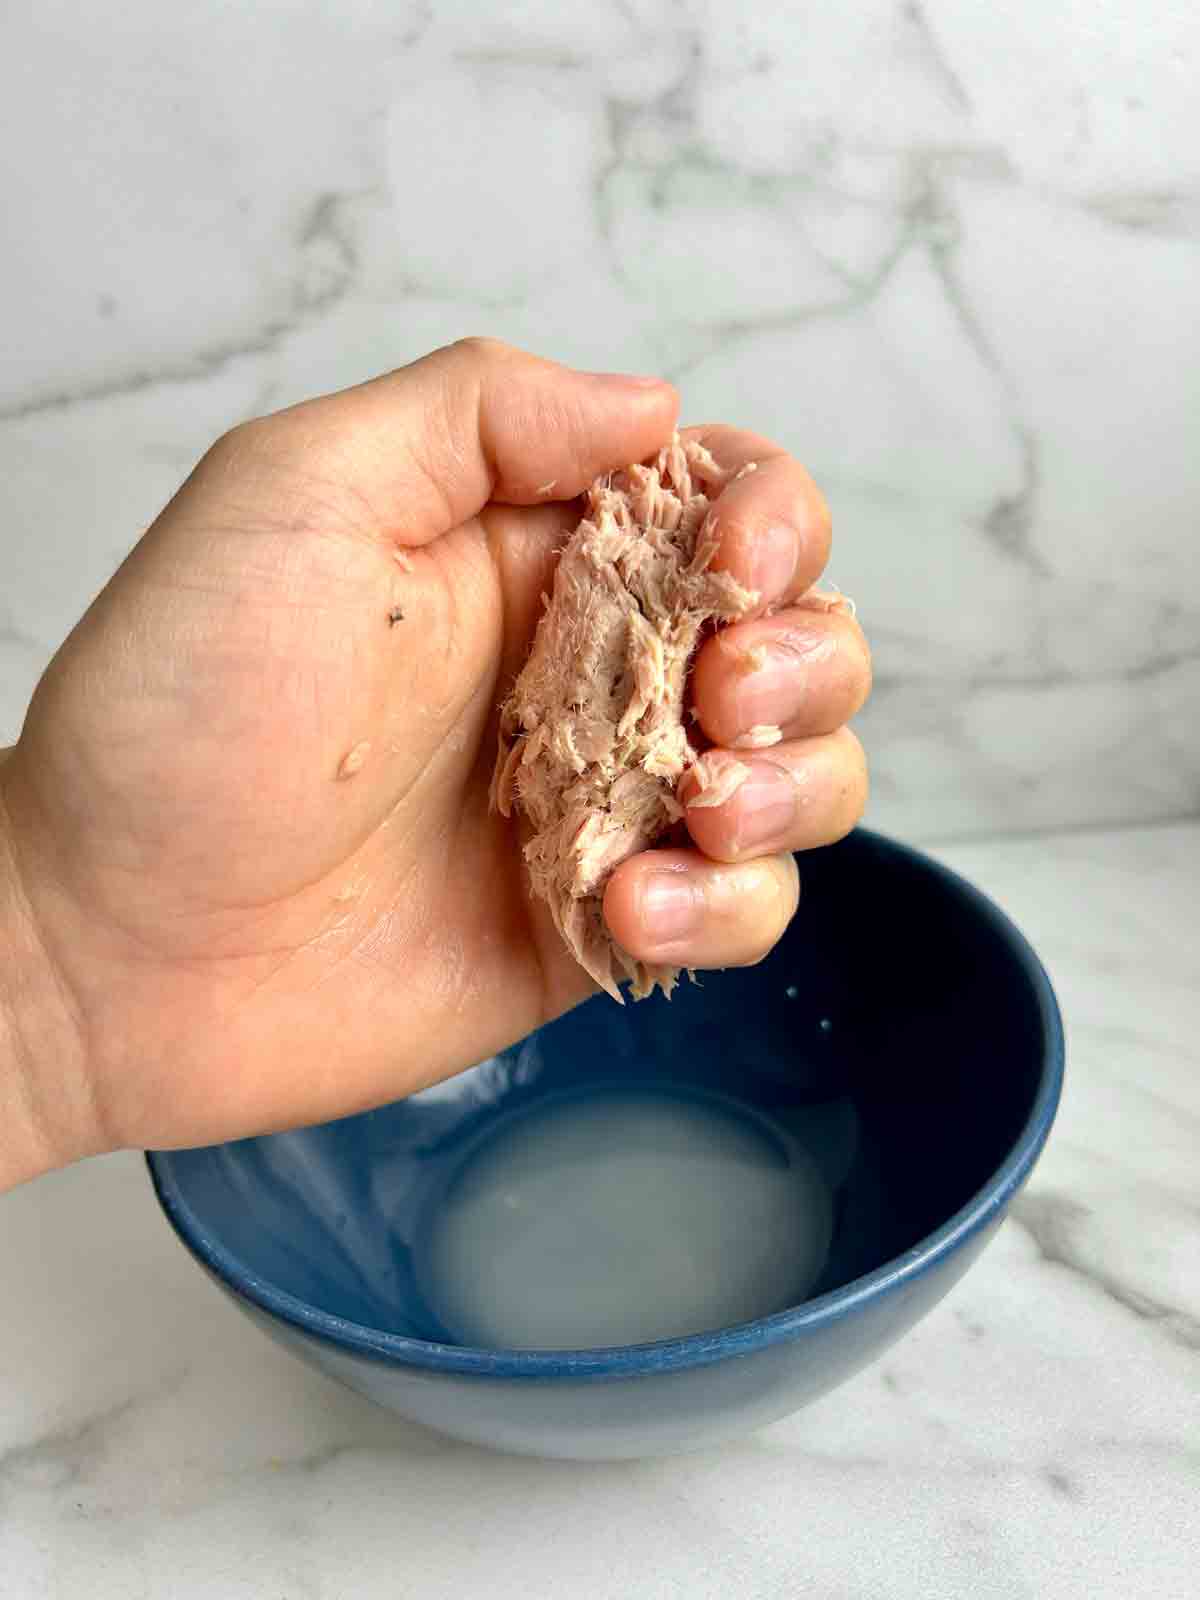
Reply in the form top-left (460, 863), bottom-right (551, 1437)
top-left (419, 1087), bottom-right (836, 1349)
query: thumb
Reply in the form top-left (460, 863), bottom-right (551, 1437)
top-left (235, 337), bottom-right (680, 547)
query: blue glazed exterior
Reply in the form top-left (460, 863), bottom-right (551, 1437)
top-left (147, 829), bottom-right (1065, 1459)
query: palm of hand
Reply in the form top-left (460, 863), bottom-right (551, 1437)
top-left (9, 452), bottom-right (589, 1149)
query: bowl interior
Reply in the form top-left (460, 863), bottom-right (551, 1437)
top-left (151, 830), bottom-right (1056, 1353)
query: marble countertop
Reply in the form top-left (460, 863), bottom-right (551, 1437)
top-left (2, 821), bottom-right (1196, 1598)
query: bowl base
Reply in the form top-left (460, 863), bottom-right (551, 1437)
top-left (416, 1084), bottom-right (836, 1350)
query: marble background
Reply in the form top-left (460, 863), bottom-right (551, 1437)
top-left (2, 0), bottom-right (1198, 840)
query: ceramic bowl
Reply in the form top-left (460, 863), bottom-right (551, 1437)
top-left (148, 828), bottom-right (1064, 1460)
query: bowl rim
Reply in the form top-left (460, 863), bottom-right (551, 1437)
top-left (146, 827), bottom-right (1066, 1381)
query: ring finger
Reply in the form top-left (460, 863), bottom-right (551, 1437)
top-left (679, 727), bottom-right (868, 865)
top-left (691, 596), bottom-right (871, 750)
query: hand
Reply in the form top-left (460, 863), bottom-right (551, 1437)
top-left (0, 338), bottom-right (869, 1178)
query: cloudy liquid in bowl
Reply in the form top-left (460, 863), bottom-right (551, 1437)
top-left (419, 1089), bottom-right (834, 1350)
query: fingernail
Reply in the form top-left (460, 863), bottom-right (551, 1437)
top-left (733, 763), bottom-right (798, 854)
top-left (641, 871), bottom-right (702, 943)
top-left (750, 524), bottom-right (798, 606)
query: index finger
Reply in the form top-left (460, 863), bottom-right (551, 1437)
top-left (680, 424), bottom-right (832, 616)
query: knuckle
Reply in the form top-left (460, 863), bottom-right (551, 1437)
top-left (201, 415), bottom-right (376, 540)
top-left (209, 413), bottom-right (295, 474)
top-left (735, 857), bottom-right (797, 966)
top-left (850, 757), bottom-right (870, 824)
top-left (451, 334), bottom-right (515, 366)
top-left (812, 483), bottom-right (832, 543)
top-left (853, 630), bottom-right (874, 708)
top-left (835, 723), bottom-right (866, 765)
top-left (207, 416), bottom-right (263, 462)
top-left (829, 733), bottom-right (869, 838)
top-left (796, 469), bottom-right (832, 556)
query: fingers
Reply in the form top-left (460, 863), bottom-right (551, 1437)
top-left (691, 598), bottom-right (871, 748)
top-left (224, 338), bottom-right (680, 547)
top-left (603, 848), bottom-right (800, 973)
top-left (679, 423), bottom-right (832, 615)
top-left (679, 729), bottom-right (867, 865)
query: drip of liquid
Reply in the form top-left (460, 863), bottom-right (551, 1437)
top-left (420, 1089), bottom-right (833, 1350)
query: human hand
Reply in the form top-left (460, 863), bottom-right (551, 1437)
top-left (0, 339), bottom-right (868, 1179)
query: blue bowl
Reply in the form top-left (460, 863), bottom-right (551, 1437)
top-left (147, 829), bottom-right (1064, 1460)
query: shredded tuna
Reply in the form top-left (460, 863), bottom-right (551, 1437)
top-left (720, 636), bottom-right (769, 677)
top-left (730, 723), bottom-right (784, 750)
top-left (491, 433), bottom-right (758, 1001)
top-left (779, 584), bottom-right (858, 622)
top-left (686, 752), bottom-right (753, 810)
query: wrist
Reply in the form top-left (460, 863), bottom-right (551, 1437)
top-left (0, 747), bottom-right (94, 1190)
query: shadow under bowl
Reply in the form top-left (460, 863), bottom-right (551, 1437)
top-left (147, 828), bottom-right (1064, 1459)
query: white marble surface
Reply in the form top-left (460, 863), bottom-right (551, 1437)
top-left (2, 822), bottom-right (1197, 1598)
top-left (2, 1), bottom-right (1199, 840)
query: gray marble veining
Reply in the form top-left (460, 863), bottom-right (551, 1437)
top-left (1, 2), bottom-right (1197, 839)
